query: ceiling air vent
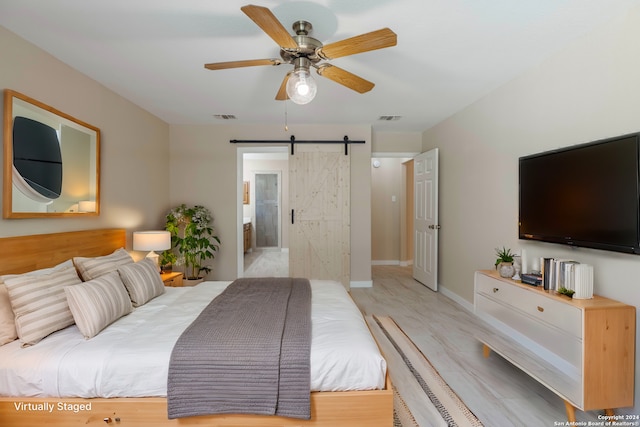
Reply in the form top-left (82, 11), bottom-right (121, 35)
top-left (213, 114), bottom-right (237, 120)
top-left (378, 115), bottom-right (401, 121)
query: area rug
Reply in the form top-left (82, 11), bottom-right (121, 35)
top-left (369, 316), bottom-right (484, 427)
top-left (393, 386), bottom-right (419, 427)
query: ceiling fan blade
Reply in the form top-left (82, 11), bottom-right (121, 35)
top-left (318, 28), bottom-right (397, 60)
top-left (241, 4), bottom-right (298, 49)
top-left (316, 64), bottom-right (375, 93)
top-left (275, 73), bottom-right (291, 101)
top-left (204, 58), bottom-right (281, 70)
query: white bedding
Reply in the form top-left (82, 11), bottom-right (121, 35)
top-left (0, 279), bottom-right (386, 398)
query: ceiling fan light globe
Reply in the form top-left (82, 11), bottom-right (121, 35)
top-left (286, 69), bottom-right (317, 105)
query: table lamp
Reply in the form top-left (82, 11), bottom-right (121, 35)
top-left (133, 231), bottom-right (171, 272)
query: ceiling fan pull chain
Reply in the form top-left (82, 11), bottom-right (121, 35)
top-left (284, 99), bottom-right (289, 131)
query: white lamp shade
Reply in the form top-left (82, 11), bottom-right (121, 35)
top-left (78, 200), bottom-right (96, 212)
top-left (133, 231), bottom-right (171, 251)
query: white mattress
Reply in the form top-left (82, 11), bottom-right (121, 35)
top-left (0, 280), bottom-right (386, 398)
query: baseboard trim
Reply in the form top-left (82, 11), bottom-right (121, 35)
top-left (372, 260), bottom-right (413, 267)
top-left (439, 285), bottom-right (474, 313)
top-left (371, 260), bottom-right (400, 266)
top-left (351, 280), bottom-right (373, 288)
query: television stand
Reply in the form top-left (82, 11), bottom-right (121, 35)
top-left (473, 270), bottom-right (635, 422)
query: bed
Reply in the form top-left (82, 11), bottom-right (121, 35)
top-left (0, 229), bottom-right (392, 426)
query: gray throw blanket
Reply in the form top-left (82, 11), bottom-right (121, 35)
top-left (167, 277), bottom-right (312, 420)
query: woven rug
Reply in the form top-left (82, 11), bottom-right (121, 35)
top-left (369, 316), bottom-right (484, 427)
top-left (393, 386), bottom-right (420, 427)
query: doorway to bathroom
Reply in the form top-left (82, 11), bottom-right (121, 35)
top-left (240, 149), bottom-right (289, 278)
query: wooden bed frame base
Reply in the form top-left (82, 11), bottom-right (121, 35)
top-left (0, 378), bottom-right (393, 427)
top-left (0, 229), bottom-right (393, 427)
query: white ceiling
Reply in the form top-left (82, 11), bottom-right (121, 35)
top-left (1, 1), bottom-right (638, 132)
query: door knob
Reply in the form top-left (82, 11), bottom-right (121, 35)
top-left (428, 224), bottom-right (441, 229)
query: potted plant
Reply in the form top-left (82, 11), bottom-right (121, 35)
top-left (165, 204), bottom-right (221, 281)
top-left (159, 250), bottom-right (177, 273)
top-left (495, 246), bottom-right (515, 278)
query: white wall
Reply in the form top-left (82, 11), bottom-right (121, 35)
top-left (424, 7), bottom-right (640, 412)
top-left (0, 25), bottom-right (170, 246)
top-left (373, 131), bottom-right (423, 154)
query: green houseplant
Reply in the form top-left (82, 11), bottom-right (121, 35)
top-left (159, 250), bottom-right (177, 273)
top-left (495, 246), bottom-right (515, 278)
top-left (165, 204), bottom-right (221, 280)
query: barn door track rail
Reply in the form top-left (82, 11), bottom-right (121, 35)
top-left (230, 135), bottom-right (365, 155)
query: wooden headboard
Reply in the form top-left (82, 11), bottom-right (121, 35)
top-left (0, 229), bottom-right (126, 276)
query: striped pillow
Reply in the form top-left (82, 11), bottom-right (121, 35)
top-left (117, 258), bottom-right (165, 307)
top-left (0, 259), bottom-right (76, 345)
top-left (65, 271), bottom-right (133, 339)
top-left (4, 266), bottom-right (82, 346)
top-left (0, 285), bottom-right (17, 345)
top-left (74, 248), bottom-right (134, 281)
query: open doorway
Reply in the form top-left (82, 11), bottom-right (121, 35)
top-left (239, 148), bottom-right (289, 277)
top-left (370, 153), bottom-right (418, 267)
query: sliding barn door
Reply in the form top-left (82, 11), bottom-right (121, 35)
top-left (289, 145), bottom-right (350, 289)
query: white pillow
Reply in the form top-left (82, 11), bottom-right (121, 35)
top-left (65, 271), bottom-right (133, 339)
top-left (74, 248), bottom-right (134, 281)
top-left (0, 259), bottom-right (75, 346)
top-left (117, 258), bottom-right (165, 307)
top-left (0, 259), bottom-right (75, 284)
top-left (4, 265), bottom-right (81, 346)
top-left (0, 285), bottom-right (17, 345)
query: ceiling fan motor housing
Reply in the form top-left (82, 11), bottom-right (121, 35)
top-left (280, 20), bottom-right (323, 64)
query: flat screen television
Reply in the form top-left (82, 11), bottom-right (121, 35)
top-left (519, 132), bottom-right (640, 254)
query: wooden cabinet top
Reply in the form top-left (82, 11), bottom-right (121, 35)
top-left (477, 270), bottom-right (632, 311)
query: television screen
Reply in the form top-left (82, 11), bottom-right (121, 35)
top-left (519, 133), bottom-right (640, 254)
top-left (12, 116), bottom-right (63, 201)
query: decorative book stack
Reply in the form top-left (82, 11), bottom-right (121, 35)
top-left (540, 258), bottom-right (593, 298)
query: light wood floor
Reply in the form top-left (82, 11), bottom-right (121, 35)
top-left (243, 248), bottom-right (288, 277)
top-left (351, 265), bottom-right (604, 427)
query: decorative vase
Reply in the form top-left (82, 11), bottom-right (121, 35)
top-left (498, 262), bottom-right (515, 278)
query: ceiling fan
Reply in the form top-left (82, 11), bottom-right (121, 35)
top-left (204, 4), bottom-right (397, 104)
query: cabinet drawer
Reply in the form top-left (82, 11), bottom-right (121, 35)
top-left (476, 273), bottom-right (582, 339)
top-left (164, 277), bottom-right (182, 287)
top-left (162, 273), bottom-right (183, 287)
top-left (476, 293), bottom-right (582, 367)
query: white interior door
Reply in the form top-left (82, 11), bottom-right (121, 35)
top-left (413, 148), bottom-right (439, 291)
top-left (289, 145), bottom-right (350, 289)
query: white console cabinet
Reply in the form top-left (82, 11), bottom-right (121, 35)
top-left (474, 270), bottom-right (635, 422)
